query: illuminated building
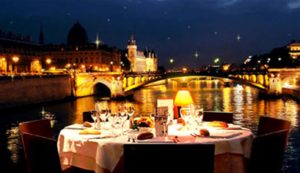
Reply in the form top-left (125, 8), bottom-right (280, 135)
top-left (42, 22), bottom-right (121, 72)
top-left (287, 42), bottom-right (300, 59)
top-left (0, 29), bottom-right (42, 73)
top-left (0, 22), bottom-right (121, 73)
top-left (127, 35), bottom-right (157, 72)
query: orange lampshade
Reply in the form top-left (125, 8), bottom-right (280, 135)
top-left (174, 90), bottom-right (194, 106)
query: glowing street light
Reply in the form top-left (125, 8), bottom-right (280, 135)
top-left (45, 58), bottom-right (52, 70)
top-left (169, 58), bottom-right (174, 71)
top-left (12, 56), bottom-right (19, 73)
top-left (46, 58), bottom-right (52, 65)
top-left (110, 61), bottom-right (114, 72)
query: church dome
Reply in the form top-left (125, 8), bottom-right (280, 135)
top-left (67, 22), bottom-right (88, 45)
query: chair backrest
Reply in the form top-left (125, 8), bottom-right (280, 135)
top-left (257, 116), bottom-right (291, 135)
top-left (22, 132), bottom-right (62, 173)
top-left (83, 111), bottom-right (94, 123)
top-left (248, 129), bottom-right (290, 173)
top-left (124, 144), bottom-right (215, 173)
top-left (202, 111), bottom-right (234, 123)
top-left (19, 119), bottom-right (53, 138)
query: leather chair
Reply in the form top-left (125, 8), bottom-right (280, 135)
top-left (202, 111), bottom-right (234, 123)
top-left (257, 116), bottom-right (291, 135)
top-left (21, 132), bottom-right (62, 173)
top-left (19, 119), bottom-right (53, 138)
top-left (248, 129), bottom-right (290, 173)
top-left (19, 119), bottom-right (94, 173)
top-left (123, 143), bottom-right (215, 173)
top-left (83, 111), bottom-right (95, 123)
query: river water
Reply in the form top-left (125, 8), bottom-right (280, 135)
top-left (1, 79), bottom-right (299, 173)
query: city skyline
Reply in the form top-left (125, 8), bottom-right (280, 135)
top-left (1, 0), bottom-right (300, 68)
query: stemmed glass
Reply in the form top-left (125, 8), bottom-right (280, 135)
top-left (193, 106), bottom-right (204, 130)
top-left (194, 107), bottom-right (203, 125)
top-left (118, 106), bottom-right (129, 134)
top-left (99, 109), bottom-right (108, 129)
top-left (126, 106), bottom-right (135, 118)
top-left (91, 111), bottom-right (98, 129)
top-left (180, 107), bottom-right (192, 131)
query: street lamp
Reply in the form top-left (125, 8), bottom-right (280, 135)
top-left (46, 58), bottom-right (52, 70)
top-left (12, 56), bottom-right (19, 74)
top-left (110, 61), bottom-right (114, 72)
top-left (194, 50), bottom-right (199, 71)
top-left (169, 58), bottom-right (174, 71)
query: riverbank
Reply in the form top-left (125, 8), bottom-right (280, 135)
top-left (0, 75), bottom-right (72, 110)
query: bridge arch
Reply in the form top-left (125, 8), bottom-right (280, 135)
top-left (93, 82), bottom-right (111, 97)
top-left (92, 79), bottom-right (112, 97)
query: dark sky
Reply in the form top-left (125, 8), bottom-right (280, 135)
top-left (1, 0), bottom-right (300, 68)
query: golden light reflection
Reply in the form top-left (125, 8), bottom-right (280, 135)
top-left (222, 87), bottom-right (231, 112)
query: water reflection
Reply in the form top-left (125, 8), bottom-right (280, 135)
top-left (6, 123), bottom-right (21, 163)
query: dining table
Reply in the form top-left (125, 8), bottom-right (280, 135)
top-left (57, 121), bottom-right (253, 173)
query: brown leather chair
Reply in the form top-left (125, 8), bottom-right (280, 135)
top-left (248, 129), bottom-right (290, 173)
top-left (257, 116), bottom-right (291, 135)
top-left (19, 119), bottom-right (53, 138)
top-left (124, 143), bottom-right (215, 173)
top-left (202, 111), bottom-right (234, 123)
top-left (83, 111), bottom-right (95, 123)
top-left (19, 120), bottom-right (94, 173)
top-left (21, 132), bottom-right (62, 173)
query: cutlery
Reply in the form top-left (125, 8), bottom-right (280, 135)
top-left (65, 127), bottom-right (85, 130)
top-left (190, 133), bottom-right (227, 139)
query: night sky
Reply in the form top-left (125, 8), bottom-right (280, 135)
top-left (1, 0), bottom-right (300, 68)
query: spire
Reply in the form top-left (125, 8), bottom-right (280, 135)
top-left (95, 33), bottom-right (101, 48)
top-left (39, 23), bottom-right (44, 45)
top-left (128, 34), bottom-right (136, 45)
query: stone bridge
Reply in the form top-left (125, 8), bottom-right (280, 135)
top-left (73, 68), bottom-right (300, 98)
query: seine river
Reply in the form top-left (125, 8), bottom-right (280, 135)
top-left (1, 78), bottom-right (299, 173)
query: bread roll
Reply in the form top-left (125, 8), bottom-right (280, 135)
top-left (137, 132), bottom-right (154, 140)
top-left (83, 121), bottom-right (92, 127)
top-left (199, 129), bottom-right (210, 136)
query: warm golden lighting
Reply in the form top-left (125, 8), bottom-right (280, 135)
top-left (174, 90), bottom-right (194, 106)
top-left (65, 63), bottom-right (71, 68)
top-left (222, 64), bottom-right (230, 71)
top-left (46, 58), bottom-right (52, 64)
top-left (182, 67), bottom-right (187, 73)
top-left (12, 56), bottom-right (19, 63)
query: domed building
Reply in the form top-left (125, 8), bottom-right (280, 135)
top-left (67, 22), bottom-right (88, 45)
top-left (42, 22), bottom-right (121, 72)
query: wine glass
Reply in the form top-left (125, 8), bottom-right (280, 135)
top-left (180, 107), bottom-right (192, 131)
top-left (91, 111), bottom-right (98, 128)
top-left (126, 106), bottom-right (135, 118)
top-left (193, 106), bottom-right (204, 130)
top-left (100, 109), bottom-right (109, 129)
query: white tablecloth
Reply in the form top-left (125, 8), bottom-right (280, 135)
top-left (57, 123), bottom-right (253, 173)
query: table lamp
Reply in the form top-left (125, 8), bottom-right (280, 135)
top-left (174, 90), bottom-right (194, 119)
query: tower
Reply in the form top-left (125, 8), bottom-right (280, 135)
top-left (95, 33), bottom-right (101, 48)
top-left (127, 35), bottom-right (137, 72)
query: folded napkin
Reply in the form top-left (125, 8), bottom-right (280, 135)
top-left (79, 128), bottom-right (101, 135)
top-left (209, 131), bottom-right (242, 138)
